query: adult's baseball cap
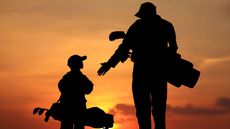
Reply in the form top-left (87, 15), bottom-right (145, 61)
top-left (135, 2), bottom-right (156, 18)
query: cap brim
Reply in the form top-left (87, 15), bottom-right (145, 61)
top-left (81, 56), bottom-right (87, 61)
top-left (135, 11), bottom-right (141, 18)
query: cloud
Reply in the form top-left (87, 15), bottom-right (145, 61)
top-left (108, 97), bottom-right (230, 123)
top-left (108, 104), bottom-right (136, 123)
top-left (199, 55), bottom-right (230, 76)
top-left (167, 103), bottom-right (229, 115)
top-left (108, 104), bottom-right (136, 116)
top-left (200, 56), bottom-right (230, 68)
top-left (205, 57), bottom-right (230, 64)
top-left (216, 97), bottom-right (230, 109)
top-left (167, 97), bottom-right (230, 115)
top-left (199, 56), bottom-right (230, 84)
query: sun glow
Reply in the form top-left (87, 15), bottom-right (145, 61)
top-left (111, 123), bottom-right (121, 129)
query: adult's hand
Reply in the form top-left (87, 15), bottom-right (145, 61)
top-left (97, 62), bottom-right (111, 76)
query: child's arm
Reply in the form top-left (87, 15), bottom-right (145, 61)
top-left (82, 75), bottom-right (94, 95)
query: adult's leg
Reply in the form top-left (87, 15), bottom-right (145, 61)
top-left (132, 66), bottom-right (152, 129)
top-left (151, 80), bottom-right (167, 129)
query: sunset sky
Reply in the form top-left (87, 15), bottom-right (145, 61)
top-left (0, 0), bottom-right (230, 129)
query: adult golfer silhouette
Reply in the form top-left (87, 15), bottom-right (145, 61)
top-left (98, 2), bottom-right (178, 129)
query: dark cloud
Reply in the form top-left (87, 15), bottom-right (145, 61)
top-left (108, 97), bottom-right (230, 123)
top-left (166, 97), bottom-right (230, 115)
top-left (167, 103), bottom-right (229, 115)
top-left (216, 97), bottom-right (230, 109)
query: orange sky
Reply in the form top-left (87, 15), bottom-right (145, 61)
top-left (0, 0), bottom-right (230, 129)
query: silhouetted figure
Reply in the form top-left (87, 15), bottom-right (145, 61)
top-left (98, 2), bottom-right (178, 129)
top-left (59, 54), bottom-right (93, 129)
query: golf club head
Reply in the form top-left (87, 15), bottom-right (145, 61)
top-left (38, 108), bottom-right (45, 115)
top-left (33, 107), bottom-right (41, 115)
top-left (109, 31), bottom-right (125, 41)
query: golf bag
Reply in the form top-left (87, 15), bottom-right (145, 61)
top-left (33, 98), bottom-right (114, 129)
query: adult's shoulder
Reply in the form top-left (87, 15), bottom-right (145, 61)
top-left (130, 19), bottom-right (142, 27)
top-left (125, 19), bottom-right (143, 35)
top-left (160, 17), bottom-right (174, 28)
top-left (161, 18), bottom-right (173, 26)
